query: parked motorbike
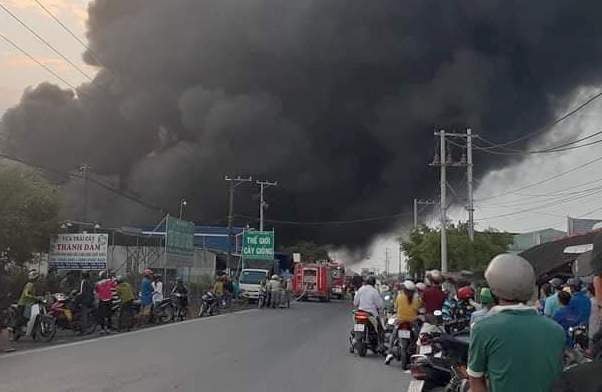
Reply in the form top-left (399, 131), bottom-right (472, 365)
top-left (257, 286), bottom-right (268, 309)
top-left (152, 297), bottom-right (175, 323)
top-left (407, 332), bottom-right (470, 392)
top-left (198, 291), bottom-right (219, 317)
top-left (349, 310), bottom-right (382, 357)
top-left (7, 299), bottom-right (56, 343)
top-left (172, 293), bottom-right (188, 321)
top-left (49, 293), bottom-right (97, 335)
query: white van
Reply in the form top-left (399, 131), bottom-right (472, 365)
top-left (239, 269), bottom-right (270, 300)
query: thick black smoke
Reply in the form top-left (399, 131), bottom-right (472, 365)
top-left (3, 0), bottom-right (602, 246)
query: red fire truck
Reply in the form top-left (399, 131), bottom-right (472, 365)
top-left (328, 262), bottom-right (346, 299)
top-left (292, 263), bottom-right (331, 302)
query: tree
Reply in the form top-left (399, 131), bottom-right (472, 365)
top-left (402, 223), bottom-right (513, 275)
top-left (281, 240), bottom-right (331, 263)
top-left (0, 166), bottom-right (62, 267)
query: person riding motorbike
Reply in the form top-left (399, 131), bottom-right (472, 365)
top-left (171, 277), bottom-right (189, 308)
top-left (13, 270), bottom-right (40, 336)
top-left (353, 276), bottom-right (385, 352)
top-left (139, 269), bottom-right (154, 323)
top-left (567, 277), bottom-right (591, 327)
top-left (422, 269), bottom-right (446, 314)
top-left (544, 277), bottom-right (565, 317)
top-left (468, 254), bottom-right (566, 392)
top-left (385, 280), bottom-right (422, 364)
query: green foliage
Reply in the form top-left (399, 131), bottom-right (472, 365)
top-left (0, 166), bottom-right (62, 266)
top-left (281, 240), bottom-right (331, 263)
top-left (402, 223), bottom-right (513, 275)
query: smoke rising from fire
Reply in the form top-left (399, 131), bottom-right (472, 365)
top-left (3, 0), bottom-right (602, 246)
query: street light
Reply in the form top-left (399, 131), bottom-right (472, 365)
top-left (179, 199), bottom-right (187, 219)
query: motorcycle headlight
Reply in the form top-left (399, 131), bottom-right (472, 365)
top-left (384, 295), bottom-right (391, 301)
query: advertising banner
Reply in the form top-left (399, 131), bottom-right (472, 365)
top-left (49, 233), bottom-right (108, 270)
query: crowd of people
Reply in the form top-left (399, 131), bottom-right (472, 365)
top-left (353, 254), bottom-right (602, 391)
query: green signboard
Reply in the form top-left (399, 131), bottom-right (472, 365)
top-left (242, 231), bottom-right (274, 260)
top-left (166, 216), bottom-right (194, 258)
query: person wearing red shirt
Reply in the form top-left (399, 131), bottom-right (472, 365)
top-left (95, 271), bottom-right (116, 333)
top-left (422, 270), bottom-right (446, 314)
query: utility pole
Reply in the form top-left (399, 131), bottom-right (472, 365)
top-left (225, 176), bottom-right (253, 273)
top-left (466, 128), bottom-right (475, 241)
top-left (431, 129), bottom-right (478, 272)
top-left (413, 198), bottom-right (438, 228)
top-left (79, 163), bottom-right (91, 222)
top-left (256, 180), bottom-right (277, 231)
top-left (439, 131), bottom-right (448, 273)
top-left (385, 248), bottom-right (389, 277)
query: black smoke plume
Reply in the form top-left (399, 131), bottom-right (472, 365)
top-left (3, 0), bottom-right (602, 246)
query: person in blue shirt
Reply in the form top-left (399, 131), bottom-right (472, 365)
top-left (139, 268), bottom-right (154, 323)
top-left (544, 277), bottom-right (564, 317)
top-left (553, 290), bottom-right (580, 346)
top-left (567, 277), bottom-right (591, 326)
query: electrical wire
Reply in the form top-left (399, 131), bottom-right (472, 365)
top-left (235, 211), bottom-right (413, 226)
top-left (474, 90), bottom-right (602, 150)
top-left (0, 1), bottom-right (93, 81)
top-left (31, 0), bottom-right (104, 68)
top-left (475, 155), bottom-right (602, 202)
top-left (0, 32), bottom-right (76, 89)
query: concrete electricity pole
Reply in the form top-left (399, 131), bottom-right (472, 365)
top-left (438, 131), bottom-right (448, 273)
top-left (466, 128), bottom-right (475, 241)
top-left (79, 163), bottom-right (91, 222)
top-left (431, 129), bottom-right (478, 272)
top-left (256, 180), bottom-right (277, 231)
top-left (225, 176), bottom-right (253, 272)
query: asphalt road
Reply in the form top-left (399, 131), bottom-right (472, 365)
top-left (0, 301), bottom-right (410, 392)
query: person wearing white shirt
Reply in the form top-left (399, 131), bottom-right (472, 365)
top-left (353, 276), bottom-right (385, 351)
top-left (152, 275), bottom-right (164, 305)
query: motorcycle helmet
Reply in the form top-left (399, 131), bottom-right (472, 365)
top-left (366, 276), bottom-right (376, 286)
top-left (428, 269), bottom-right (443, 284)
top-left (567, 277), bottom-right (583, 292)
top-left (28, 269), bottom-right (39, 280)
top-left (548, 277), bottom-right (564, 290)
top-left (116, 275), bottom-right (126, 283)
top-left (403, 280), bottom-right (416, 291)
top-left (99, 270), bottom-right (108, 280)
top-left (271, 274), bottom-right (279, 280)
top-left (485, 254), bottom-right (535, 303)
top-left (479, 287), bottom-right (494, 305)
top-left (416, 282), bottom-right (426, 292)
top-left (457, 286), bottom-right (475, 300)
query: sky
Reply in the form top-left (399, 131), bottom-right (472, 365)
top-left (3, 1), bottom-right (602, 274)
top-left (0, 0), bottom-right (95, 114)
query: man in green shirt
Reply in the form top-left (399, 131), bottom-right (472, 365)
top-left (14, 270), bottom-right (40, 335)
top-left (468, 254), bottom-right (565, 392)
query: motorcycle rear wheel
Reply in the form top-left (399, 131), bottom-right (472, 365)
top-left (357, 341), bottom-right (367, 357)
top-left (198, 303), bottom-right (207, 317)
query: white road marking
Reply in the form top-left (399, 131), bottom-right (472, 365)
top-left (0, 308), bottom-right (258, 359)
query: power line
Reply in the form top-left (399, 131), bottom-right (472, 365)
top-left (0, 32), bottom-right (76, 89)
top-left (236, 211), bottom-right (413, 226)
top-left (0, 1), bottom-right (93, 81)
top-left (475, 90), bottom-right (602, 150)
top-left (476, 186), bottom-right (602, 222)
top-left (31, 0), bottom-right (104, 67)
top-left (475, 155), bottom-right (602, 202)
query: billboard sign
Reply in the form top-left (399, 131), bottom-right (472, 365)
top-left (49, 233), bottom-right (108, 270)
top-left (166, 216), bottom-right (194, 258)
top-left (242, 231), bottom-right (274, 260)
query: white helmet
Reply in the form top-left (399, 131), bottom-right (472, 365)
top-left (485, 254), bottom-right (535, 302)
top-left (428, 269), bottom-right (443, 283)
top-left (403, 280), bottom-right (416, 291)
top-left (271, 274), bottom-right (279, 280)
top-left (28, 270), bottom-right (39, 280)
top-left (416, 282), bottom-right (426, 291)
